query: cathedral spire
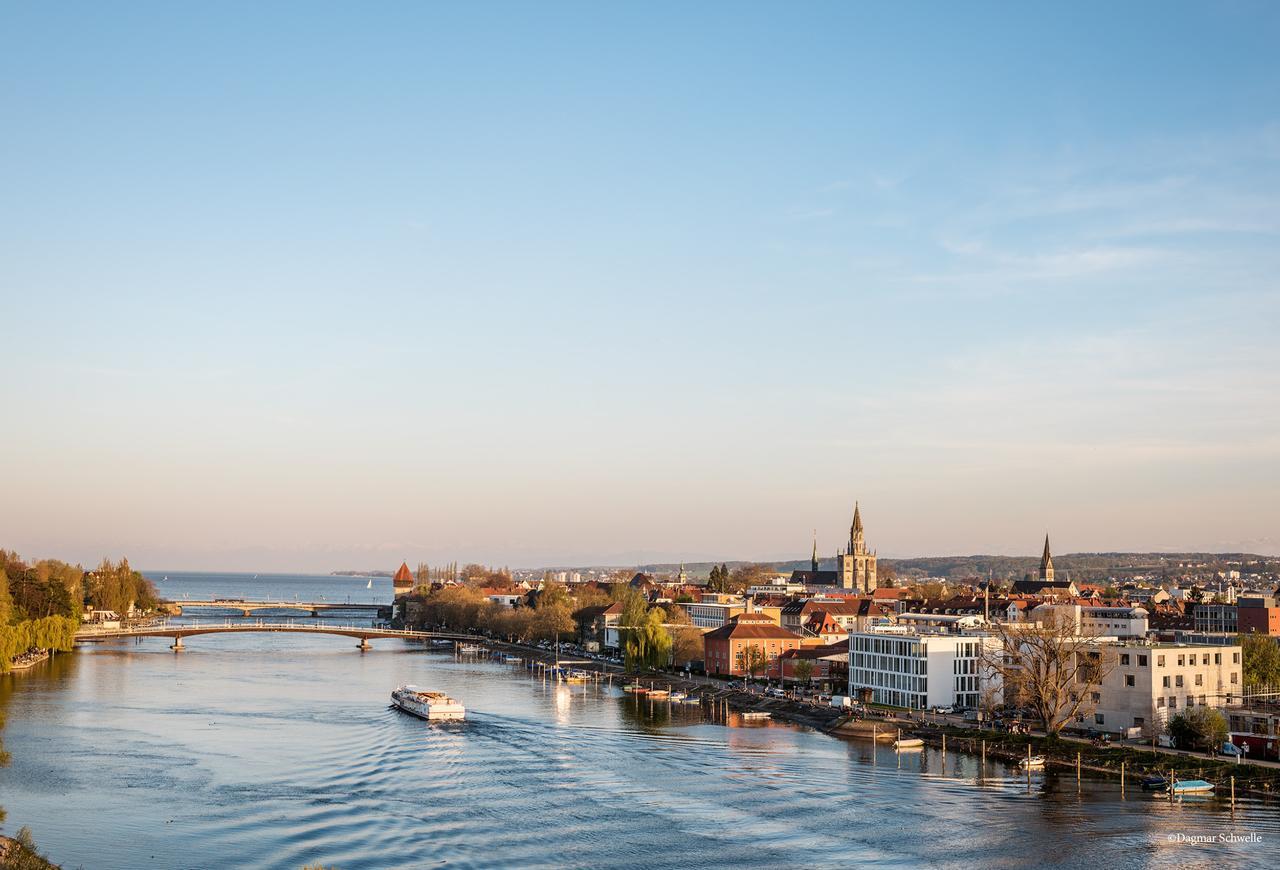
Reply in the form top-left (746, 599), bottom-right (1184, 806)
top-left (811, 530), bottom-right (819, 573)
top-left (852, 501), bottom-right (863, 533)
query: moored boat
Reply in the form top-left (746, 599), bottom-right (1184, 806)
top-left (1168, 779), bottom-right (1215, 795)
top-left (893, 737), bottom-right (924, 750)
top-left (647, 688), bottom-right (670, 699)
top-left (457, 644), bottom-right (486, 654)
top-left (1020, 755), bottom-right (1047, 769)
top-left (668, 692), bottom-right (687, 701)
top-left (740, 711), bottom-right (771, 720)
top-left (623, 684), bottom-right (649, 694)
top-left (391, 685), bottom-right (466, 721)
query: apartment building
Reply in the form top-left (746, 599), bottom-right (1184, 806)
top-left (847, 628), bottom-right (1000, 710)
top-left (1091, 642), bottom-right (1243, 735)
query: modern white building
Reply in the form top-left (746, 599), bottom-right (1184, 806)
top-left (1091, 641), bottom-right (1243, 735)
top-left (847, 627), bottom-right (1000, 710)
top-left (1031, 603), bottom-right (1149, 638)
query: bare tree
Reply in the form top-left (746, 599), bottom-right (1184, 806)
top-left (980, 611), bottom-right (1117, 736)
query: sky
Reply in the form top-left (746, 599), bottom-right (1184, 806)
top-left (2, 2), bottom-right (1279, 572)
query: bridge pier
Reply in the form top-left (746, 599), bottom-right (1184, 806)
top-left (170, 636), bottom-right (185, 652)
top-left (357, 638), bottom-right (371, 651)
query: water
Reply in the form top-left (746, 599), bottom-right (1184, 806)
top-left (2, 573), bottom-right (1277, 869)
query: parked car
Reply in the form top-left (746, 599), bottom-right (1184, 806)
top-left (930, 705), bottom-right (956, 715)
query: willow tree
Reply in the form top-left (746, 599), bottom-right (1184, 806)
top-left (623, 608), bottom-right (671, 672)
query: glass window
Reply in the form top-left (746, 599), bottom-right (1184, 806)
top-left (1175, 675), bottom-right (1184, 688)
top-left (1157, 655), bottom-right (1165, 667)
top-left (1194, 674), bottom-right (1203, 687)
top-left (1120, 654), bottom-right (1130, 665)
top-left (1125, 675), bottom-right (1135, 687)
top-left (1138, 655), bottom-right (1148, 666)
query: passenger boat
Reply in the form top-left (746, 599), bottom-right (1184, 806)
top-left (1168, 779), bottom-right (1216, 795)
top-left (1019, 755), bottom-right (1047, 769)
top-left (390, 685), bottom-right (466, 721)
top-left (740, 711), bottom-right (771, 720)
top-left (457, 644), bottom-right (486, 654)
top-left (893, 737), bottom-right (925, 750)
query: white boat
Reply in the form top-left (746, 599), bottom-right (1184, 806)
top-left (668, 692), bottom-right (688, 701)
top-left (740, 711), bottom-right (771, 721)
top-left (894, 737), bottom-right (925, 750)
top-left (366, 578), bottom-right (372, 589)
top-left (391, 685), bottom-right (465, 721)
top-left (1020, 755), bottom-right (1047, 769)
top-left (458, 644), bottom-right (486, 654)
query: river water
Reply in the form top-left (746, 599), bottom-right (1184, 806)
top-left (1, 573), bottom-right (1277, 869)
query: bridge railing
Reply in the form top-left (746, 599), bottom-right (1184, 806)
top-left (74, 619), bottom-right (445, 639)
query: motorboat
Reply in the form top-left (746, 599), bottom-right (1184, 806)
top-left (1019, 755), bottom-right (1047, 769)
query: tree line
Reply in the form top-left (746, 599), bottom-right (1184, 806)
top-left (0, 550), bottom-right (161, 670)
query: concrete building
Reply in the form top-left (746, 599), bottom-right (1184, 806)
top-left (847, 627), bottom-right (1000, 711)
top-left (1091, 641), bottom-right (1243, 735)
top-left (1193, 602), bottom-right (1238, 634)
top-left (683, 596), bottom-right (746, 629)
top-left (1031, 603), bottom-right (1149, 638)
top-left (1239, 595), bottom-right (1280, 635)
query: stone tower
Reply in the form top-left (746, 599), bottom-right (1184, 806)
top-left (836, 502), bottom-right (878, 592)
top-left (1039, 535), bottom-right (1055, 582)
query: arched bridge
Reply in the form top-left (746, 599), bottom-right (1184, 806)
top-left (75, 621), bottom-right (482, 652)
top-left (164, 599), bottom-right (390, 618)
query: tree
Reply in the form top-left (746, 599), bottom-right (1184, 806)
top-left (1241, 633), bottom-right (1280, 691)
top-left (791, 658), bottom-right (815, 690)
top-left (727, 564), bottom-right (773, 595)
top-left (1166, 707), bottom-right (1228, 752)
top-left (622, 607), bottom-right (671, 672)
top-left (0, 568), bottom-right (12, 625)
top-left (735, 644), bottom-right (769, 681)
top-left (980, 611), bottom-right (1117, 736)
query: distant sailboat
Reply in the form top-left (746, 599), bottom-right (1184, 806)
top-left (366, 578), bottom-right (373, 590)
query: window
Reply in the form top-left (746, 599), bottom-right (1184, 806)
top-left (1120, 654), bottom-right (1130, 665)
top-left (1175, 675), bottom-right (1184, 688)
top-left (1194, 674), bottom-right (1203, 687)
top-left (1169, 697), bottom-right (1178, 709)
top-left (1125, 675), bottom-right (1135, 687)
top-left (1187, 696), bottom-right (1195, 708)
top-left (1091, 692), bottom-right (1101, 703)
top-left (1202, 654), bottom-right (1210, 665)
top-left (1095, 713), bottom-right (1105, 725)
top-left (1157, 697), bottom-right (1165, 708)
top-left (1134, 717), bottom-right (1145, 727)
top-left (1234, 652), bottom-right (1241, 664)
top-left (1162, 676), bottom-right (1170, 688)
top-left (1231, 672), bottom-right (1238, 684)
top-left (1138, 655), bottom-right (1148, 666)
top-left (1177, 655), bottom-right (1185, 666)
top-left (1157, 655), bottom-right (1166, 666)
top-left (1215, 653), bottom-right (1221, 665)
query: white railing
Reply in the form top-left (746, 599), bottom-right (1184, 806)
top-left (75, 620), bottom-right (440, 639)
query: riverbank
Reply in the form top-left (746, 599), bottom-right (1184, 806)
top-left (0, 832), bottom-right (59, 868)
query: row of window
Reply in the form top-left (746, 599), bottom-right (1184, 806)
top-left (1118, 650), bottom-right (1239, 667)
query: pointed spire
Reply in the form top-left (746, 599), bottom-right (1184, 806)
top-left (852, 501), bottom-right (863, 532)
top-left (811, 530), bottom-right (819, 573)
top-left (1041, 534), bottom-right (1052, 568)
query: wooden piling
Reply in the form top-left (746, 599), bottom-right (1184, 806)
top-left (1121, 761), bottom-right (1125, 797)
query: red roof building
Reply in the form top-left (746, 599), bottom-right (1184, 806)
top-left (703, 612), bottom-right (803, 677)
top-left (393, 562), bottom-right (415, 595)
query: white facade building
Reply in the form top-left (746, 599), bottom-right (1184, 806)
top-left (847, 628), bottom-right (1000, 710)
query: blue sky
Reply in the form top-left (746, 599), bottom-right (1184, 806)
top-left (2, 3), bottom-right (1278, 570)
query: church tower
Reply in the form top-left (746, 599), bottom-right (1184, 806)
top-left (811, 530), bottom-right (819, 573)
top-left (1039, 535), bottom-right (1055, 582)
top-left (836, 502), bottom-right (878, 592)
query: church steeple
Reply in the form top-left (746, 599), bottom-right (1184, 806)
top-left (1039, 534), bottom-right (1055, 582)
top-left (811, 530), bottom-right (819, 573)
top-left (849, 502), bottom-right (865, 554)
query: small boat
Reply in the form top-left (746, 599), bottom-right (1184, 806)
top-left (1140, 776), bottom-right (1169, 791)
top-left (678, 696), bottom-right (701, 705)
top-left (1168, 779), bottom-right (1216, 795)
top-left (430, 639), bottom-right (453, 648)
top-left (458, 644), bottom-right (485, 654)
top-left (366, 578), bottom-right (372, 589)
top-left (501, 655), bottom-right (523, 664)
top-left (647, 689), bottom-right (670, 699)
top-left (740, 711), bottom-right (771, 721)
top-left (893, 737), bottom-right (925, 750)
top-left (623, 684), bottom-right (649, 694)
top-left (390, 685), bottom-right (465, 721)
top-left (668, 692), bottom-right (688, 701)
top-left (1020, 755), bottom-right (1047, 769)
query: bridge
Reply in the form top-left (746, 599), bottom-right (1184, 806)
top-left (163, 599), bottom-right (390, 618)
top-left (75, 620), bottom-right (480, 652)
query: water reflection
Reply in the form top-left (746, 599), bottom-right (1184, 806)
top-left (0, 593), bottom-right (1277, 868)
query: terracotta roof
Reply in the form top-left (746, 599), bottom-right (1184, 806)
top-left (393, 562), bottom-right (414, 584)
top-left (703, 615), bottom-right (802, 642)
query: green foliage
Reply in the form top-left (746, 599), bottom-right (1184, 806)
top-left (791, 658), bottom-right (815, 686)
top-left (622, 608), bottom-right (671, 673)
top-left (1166, 706), bottom-right (1228, 751)
top-left (0, 569), bottom-right (11, 625)
top-left (1241, 633), bottom-right (1280, 689)
top-left (0, 616), bottom-right (78, 672)
top-left (735, 644), bottom-right (769, 679)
